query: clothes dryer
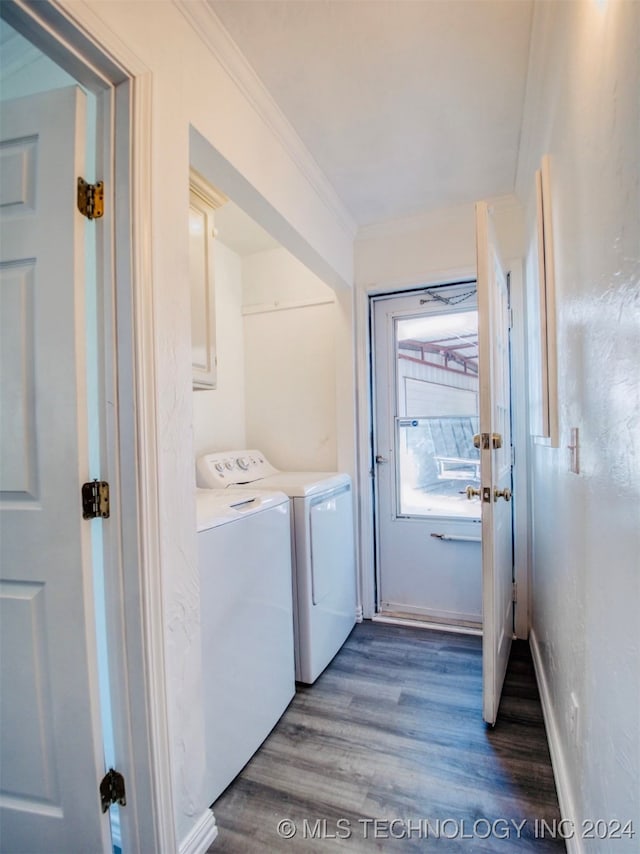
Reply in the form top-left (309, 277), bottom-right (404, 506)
top-left (196, 452), bottom-right (357, 683)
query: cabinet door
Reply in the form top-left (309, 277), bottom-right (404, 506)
top-left (189, 172), bottom-right (226, 389)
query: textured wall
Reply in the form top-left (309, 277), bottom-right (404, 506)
top-left (243, 248), bottom-right (338, 471)
top-left (517, 0), bottom-right (640, 840)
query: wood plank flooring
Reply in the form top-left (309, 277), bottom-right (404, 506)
top-left (207, 621), bottom-right (565, 852)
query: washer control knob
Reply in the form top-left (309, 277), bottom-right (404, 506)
top-left (236, 457), bottom-right (250, 471)
top-left (225, 460), bottom-right (234, 470)
top-left (214, 463), bottom-right (224, 473)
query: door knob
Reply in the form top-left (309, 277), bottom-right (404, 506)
top-left (494, 487), bottom-right (512, 502)
top-left (466, 485), bottom-right (481, 499)
top-left (375, 455), bottom-right (388, 464)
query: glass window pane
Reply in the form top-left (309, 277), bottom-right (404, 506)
top-left (395, 310), bottom-right (480, 519)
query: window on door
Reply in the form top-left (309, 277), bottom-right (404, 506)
top-left (395, 310), bottom-right (480, 519)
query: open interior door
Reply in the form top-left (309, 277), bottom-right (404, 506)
top-left (475, 202), bottom-right (514, 725)
top-left (0, 88), bottom-right (111, 852)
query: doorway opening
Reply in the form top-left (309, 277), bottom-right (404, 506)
top-left (371, 282), bottom-right (482, 630)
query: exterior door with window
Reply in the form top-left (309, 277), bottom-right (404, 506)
top-left (372, 284), bottom-right (483, 627)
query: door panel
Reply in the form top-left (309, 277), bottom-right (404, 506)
top-left (0, 88), bottom-right (110, 852)
top-left (373, 288), bottom-right (482, 625)
top-left (476, 201), bottom-right (514, 726)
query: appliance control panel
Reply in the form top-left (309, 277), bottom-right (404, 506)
top-left (196, 450), bottom-right (278, 487)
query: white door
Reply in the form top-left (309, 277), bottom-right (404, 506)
top-left (372, 285), bottom-right (483, 627)
top-left (0, 88), bottom-right (111, 852)
top-left (476, 201), bottom-right (514, 725)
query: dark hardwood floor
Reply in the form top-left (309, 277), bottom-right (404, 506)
top-left (208, 621), bottom-right (565, 852)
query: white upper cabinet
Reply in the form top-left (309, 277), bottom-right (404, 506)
top-left (189, 171), bottom-right (227, 389)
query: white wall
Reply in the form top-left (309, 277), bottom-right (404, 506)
top-left (242, 247), bottom-right (338, 471)
top-left (192, 240), bottom-right (246, 455)
top-left (516, 0), bottom-right (639, 844)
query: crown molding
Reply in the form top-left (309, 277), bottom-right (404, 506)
top-left (173, 0), bottom-right (357, 240)
top-left (356, 201), bottom-right (475, 242)
top-left (357, 193), bottom-right (522, 243)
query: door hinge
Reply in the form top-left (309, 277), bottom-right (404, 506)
top-left (512, 582), bottom-right (518, 603)
top-left (100, 768), bottom-right (126, 813)
top-left (82, 480), bottom-right (110, 519)
top-left (77, 177), bottom-right (104, 220)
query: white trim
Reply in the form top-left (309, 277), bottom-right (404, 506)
top-left (173, 0), bottom-right (357, 241)
top-left (190, 168), bottom-right (228, 210)
top-left (354, 281), bottom-right (376, 618)
top-left (359, 267), bottom-right (477, 298)
top-left (358, 204), bottom-right (473, 242)
top-left (372, 614), bottom-right (482, 637)
top-left (53, 0), bottom-right (152, 79)
top-left (126, 69), bottom-right (177, 854)
top-left (507, 258), bottom-right (530, 640)
top-left (529, 629), bottom-right (582, 854)
top-left (382, 602), bottom-right (482, 625)
top-left (178, 809), bottom-right (218, 854)
top-left (357, 195), bottom-right (518, 243)
top-left (242, 297), bottom-right (335, 316)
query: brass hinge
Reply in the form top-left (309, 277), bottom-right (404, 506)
top-left (82, 480), bottom-right (110, 519)
top-left (100, 768), bottom-right (126, 813)
top-left (77, 177), bottom-right (104, 220)
top-left (512, 582), bottom-right (518, 603)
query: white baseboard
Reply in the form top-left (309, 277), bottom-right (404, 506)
top-left (178, 809), bottom-right (218, 854)
top-left (529, 628), bottom-right (582, 854)
top-left (372, 613), bottom-right (482, 636)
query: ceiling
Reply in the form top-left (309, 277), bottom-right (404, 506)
top-left (210, 0), bottom-right (534, 228)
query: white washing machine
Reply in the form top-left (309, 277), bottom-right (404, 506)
top-left (196, 451), bottom-right (357, 684)
top-left (196, 488), bottom-right (295, 804)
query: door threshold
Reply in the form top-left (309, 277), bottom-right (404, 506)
top-left (373, 613), bottom-right (482, 637)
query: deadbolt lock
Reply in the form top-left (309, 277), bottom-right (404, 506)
top-left (474, 433), bottom-right (503, 449)
top-left (494, 487), bottom-right (512, 502)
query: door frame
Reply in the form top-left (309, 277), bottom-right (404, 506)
top-left (355, 260), bottom-right (530, 639)
top-left (2, 2), bottom-right (174, 851)
top-left (370, 284), bottom-right (482, 625)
